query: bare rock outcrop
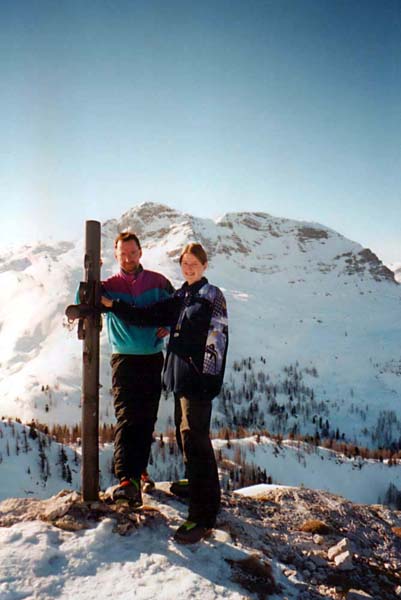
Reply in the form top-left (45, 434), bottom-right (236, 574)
top-left (220, 485), bottom-right (401, 599)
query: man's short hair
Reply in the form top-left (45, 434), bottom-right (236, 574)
top-left (114, 231), bottom-right (141, 249)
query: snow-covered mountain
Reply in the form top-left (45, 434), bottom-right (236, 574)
top-left (1, 202), bottom-right (400, 448)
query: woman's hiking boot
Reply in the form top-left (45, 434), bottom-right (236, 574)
top-left (173, 520), bottom-right (212, 544)
top-left (169, 479), bottom-right (189, 498)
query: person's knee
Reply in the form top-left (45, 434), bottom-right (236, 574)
top-left (115, 405), bottom-right (151, 428)
top-left (181, 427), bottom-right (211, 456)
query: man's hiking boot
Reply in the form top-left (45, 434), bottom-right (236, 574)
top-left (173, 520), bottom-right (212, 544)
top-left (141, 471), bottom-right (155, 493)
top-left (169, 479), bottom-right (189, 498)
top-left (112, 478), bottom-right (142, 508)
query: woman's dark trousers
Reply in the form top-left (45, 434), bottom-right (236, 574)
top-left (174, 392), bottom-right (220, 527)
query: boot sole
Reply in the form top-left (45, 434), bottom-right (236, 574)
top-left (115, 498), bottom-right (143, 510)
top-left (174, 528), bottom-right (212, 545)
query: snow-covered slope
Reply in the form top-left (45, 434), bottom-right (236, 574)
top-left (389, 261), bottom-right (401, 283)
top-left (1, 202), bottom-right (400, 447)
top-left (1, 419), bottom-right (400, 507)
top-left (1, 420), bottom-right (401, 600)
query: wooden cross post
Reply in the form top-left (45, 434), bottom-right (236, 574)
top-left (66, 220), bottom-right (101, 501)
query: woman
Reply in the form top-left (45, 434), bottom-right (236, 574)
top-left (102, 242), bottom-right (228, 544)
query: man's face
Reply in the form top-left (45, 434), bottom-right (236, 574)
top-left (115, 240), bottom-right (142, 273)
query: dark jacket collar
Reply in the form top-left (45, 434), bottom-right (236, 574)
top-left (182, 277), bottom-right (208, 294)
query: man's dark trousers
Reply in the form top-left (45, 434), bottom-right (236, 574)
top-left (174, 392), bottom-right (221, 527)
top-left (112, 353), bottom-right (163, 481)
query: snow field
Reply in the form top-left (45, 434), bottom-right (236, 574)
top-left (0, 496), bottom-right (270, 600)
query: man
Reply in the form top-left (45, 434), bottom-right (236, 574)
top-left (102, 231), bottom-right (174, 506)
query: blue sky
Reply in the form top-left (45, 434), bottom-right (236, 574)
top-left (1, 0), bottom-right (400, 263)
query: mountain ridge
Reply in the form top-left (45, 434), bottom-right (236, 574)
top-left (0, 202), bottom-right (400, 449)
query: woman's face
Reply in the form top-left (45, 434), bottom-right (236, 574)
top-left (181, 252), bottom-right (207, 285)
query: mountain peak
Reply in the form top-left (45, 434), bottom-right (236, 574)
top-left (122, 201), bottom-right (182, 220)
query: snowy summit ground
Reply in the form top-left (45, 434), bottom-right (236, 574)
top-left (1, 482), bottom-right (401, 600)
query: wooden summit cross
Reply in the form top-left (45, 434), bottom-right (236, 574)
top-left (65, 220), bottom-right (101, 502)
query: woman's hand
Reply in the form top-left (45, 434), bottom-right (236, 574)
top-left (101, 296), bottom-right (113, 308)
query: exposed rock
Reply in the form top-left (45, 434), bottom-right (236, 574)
top-left (53, 514), bottom-right (89, 531)
top-left (358, 249), bottom-right (396, 283)
top-left (0, 489), bottom-right (165, 534)
top-left (313, 534), bottom-right (325, 545)
top-left (307, 553), bottom-right (327, 568)
top-left (300, 519), bottom-right (333, 535)
top-left (225, 554), bottom-right (278, 599)
top-left (219, 486), bottom-right (401, 599)
top-left (297, 226), bottom-right (329, 242)
top-left (0, 497), bottom-right (48, 527)
top-left (334, 550), bottom-right (353, 570)
top-left (327, 538), bottom-right (352, 560)
top-left (40, 490), bottom-right (81, 521)
top-left (0, 258), bottom-right (31, 273)
top-left (31, 241), bottom-right (74, 256)
top-left (286, 571), bottom-right (308, 589)
top-left (334, 248), bottom-right (397, 283)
